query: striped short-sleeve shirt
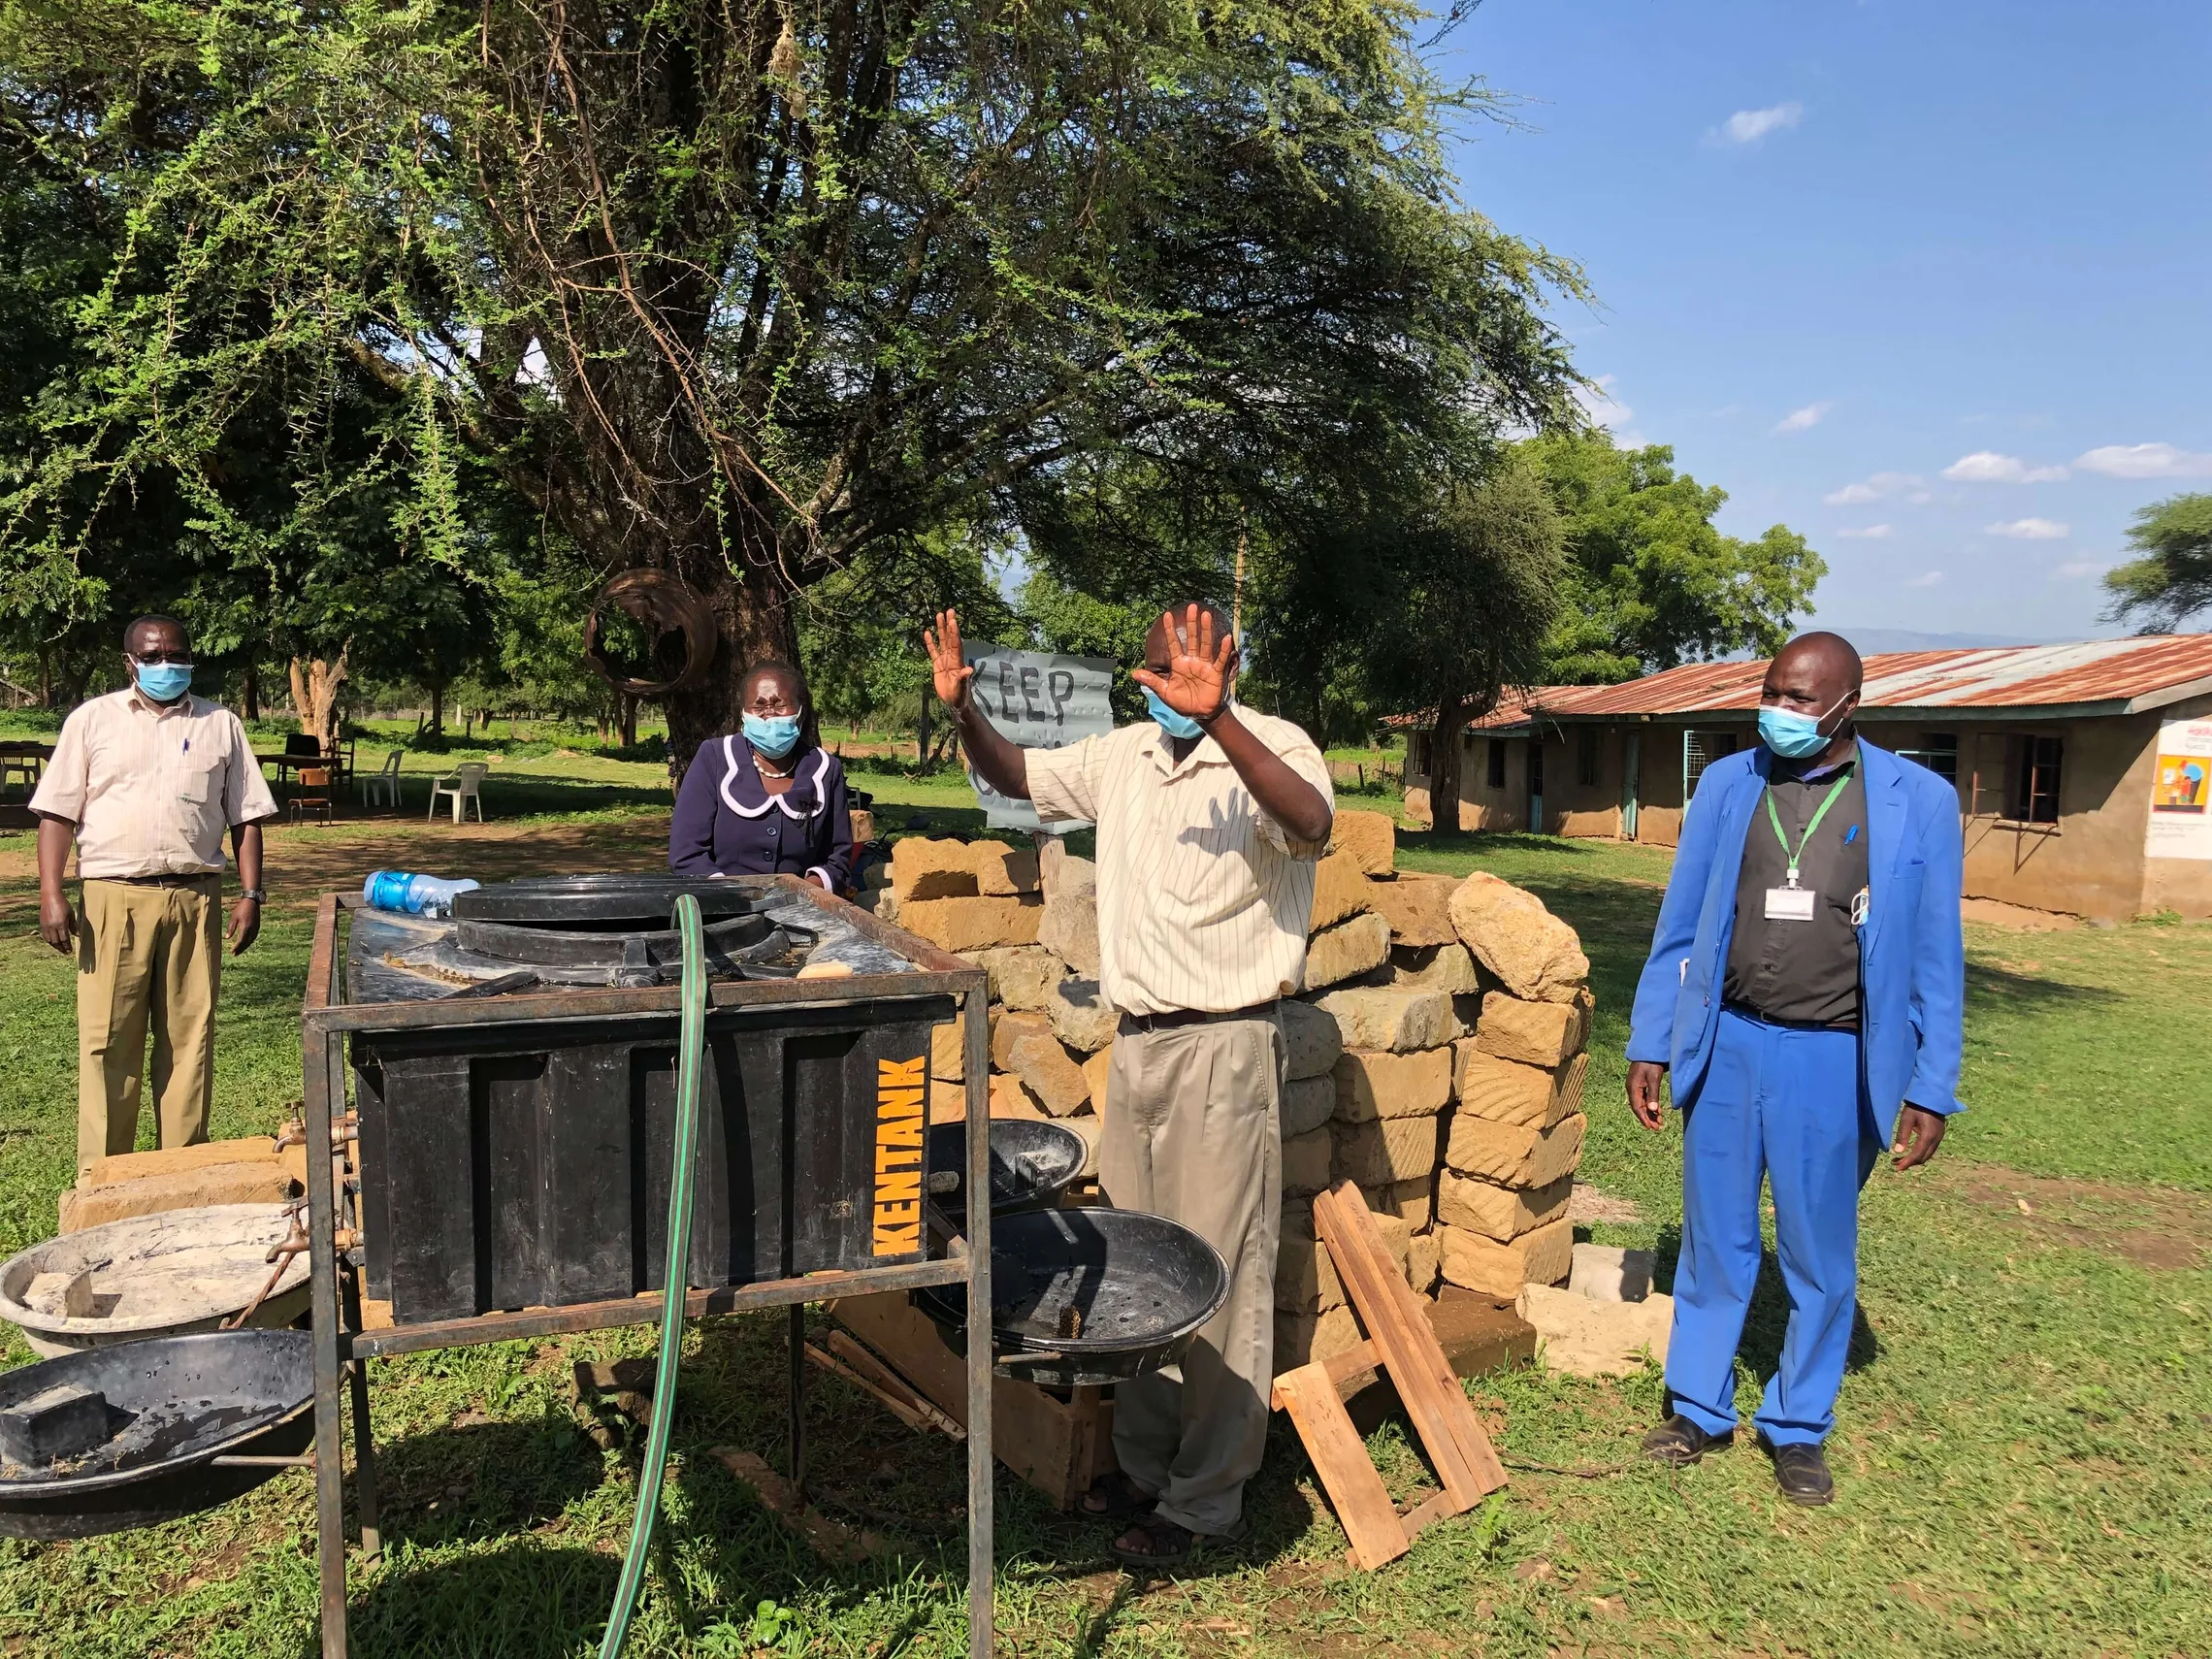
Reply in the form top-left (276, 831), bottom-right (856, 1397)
top-left (1025, 707), bottom-right (1333, 1016)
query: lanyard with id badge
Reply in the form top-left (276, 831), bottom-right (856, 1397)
top-left (1762, 774), bottom-right (1852, 923)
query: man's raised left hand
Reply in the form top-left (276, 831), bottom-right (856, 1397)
top-left (1132, 604), bottom-right (1235, 723)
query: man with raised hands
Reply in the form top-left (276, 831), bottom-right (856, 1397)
top-left (925, 602), bottom-right (1333, 1568)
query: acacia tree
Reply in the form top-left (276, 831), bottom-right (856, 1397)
top-left (2, 0), bottom-right (1581, 750)
top-left (2102, 494), bottom-right (2212, 631)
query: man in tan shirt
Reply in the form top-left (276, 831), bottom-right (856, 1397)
top-left (32, 615), bottom-right (279, 1178)
top-left (927, 602), bottom-right (1333, 1567)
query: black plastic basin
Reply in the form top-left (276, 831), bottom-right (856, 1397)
top-left (925, 1120), bottom-right (1087, 1223)
top-left (915, 1207), bottom-right (1229, 1387)
top-left (0, 1330), bottom-right (313, 1539)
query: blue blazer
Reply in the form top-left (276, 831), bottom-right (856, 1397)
top-left (1626, 738), bottom-right (1966, 1140)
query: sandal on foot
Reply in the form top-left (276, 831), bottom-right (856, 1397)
top-left (1110, 1513), bottom-right (1193, 1570)
top-left (1079, 1472), bottom-right (1155, 1519)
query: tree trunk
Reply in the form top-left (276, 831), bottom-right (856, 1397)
top-left (655, 557), bottom-right (798, 766)
top-left (1426, 693), bottom-right (1468, 835)
top-left (289, 651), bottom-right (350, 751)
top-left (619, 694), bottom-right (638, 749)
top-left (243, 662), bottom-right (260, 721)
top-left (427, 680), bottom-right (444, 737)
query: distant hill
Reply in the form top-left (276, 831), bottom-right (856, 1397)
top-left (1829, 628), bottom-right (2075, 656)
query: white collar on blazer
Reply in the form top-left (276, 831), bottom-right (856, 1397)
top-left (719, 735), bottom-right (830, 820)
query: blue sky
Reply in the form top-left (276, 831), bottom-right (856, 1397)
top-left (1435, 0), bottom-right (2211, 639)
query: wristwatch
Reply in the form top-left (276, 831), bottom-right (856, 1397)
top-left (240, 888), bottom-right (267, 904)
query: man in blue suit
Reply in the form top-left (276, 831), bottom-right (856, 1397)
top-left (1626, 632), bottom-right (1964, 1506)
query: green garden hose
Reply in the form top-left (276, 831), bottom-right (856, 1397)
top-left (600, 893), bottom-right (708, 1659)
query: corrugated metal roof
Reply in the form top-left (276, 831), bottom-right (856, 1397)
top-left (1460, 636), bottom-right (2212, 726)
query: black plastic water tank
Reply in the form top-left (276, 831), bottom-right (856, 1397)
top-left (350, 878), bottom-right (954, 1323)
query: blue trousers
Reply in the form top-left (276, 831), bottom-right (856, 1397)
top-left (1666, 1010), bottom-right (1881, 1447)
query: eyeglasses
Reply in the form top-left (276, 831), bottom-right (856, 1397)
top-left (129, 650), bottom-right (195, 667)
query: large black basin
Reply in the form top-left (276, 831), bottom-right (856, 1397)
top-left (0, 1330), bottom-right (313, 1539)
top-left (915, 1207), bottom-right (1229, 1387)
top-left (925, 1120), bottom-right (1087, 1223)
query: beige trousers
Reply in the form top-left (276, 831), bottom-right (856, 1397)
top-left (76, 877), bottom-right (222, 1179)
top-left (1099, 1011), bottom-right (1284, 1536)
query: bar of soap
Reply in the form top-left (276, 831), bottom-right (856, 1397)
top-left (796, 960), bottom-right (856, 979)
top-left (0, 1383), bottom-right (113, 1467)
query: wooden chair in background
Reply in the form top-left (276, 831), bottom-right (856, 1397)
top-left (288, 765), bottom-right (335, 825)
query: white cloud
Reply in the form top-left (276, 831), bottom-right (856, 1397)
top-left (1823, 472), bottom-right (1924, 505)
top-left (1905, 570), bottom-right (1944, 588)
top-left (1985, 517), bottom-right (2069, 539)
top-left (1835, 524), bottom-right (1895, 539)
top-left (2055, 560), bottom-right (2111, 579)
top-left (1773, 401), bottom-right (1833, 435)
top-left (2072, 441), bottom-right (2212, 479)
top-left (1576, 374), bottom-right (1633, 431)
top-left (1941, 451), bottom-right (2068, 484)
top-left (1719, 102), bottom-right (1805, 145)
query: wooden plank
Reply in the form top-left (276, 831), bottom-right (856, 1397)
top-left (1386, 1257), bottom-right (1509, 1495)
top-left (826, 1329), bottom-right (965, 1440)
top-left (804, 1342), bottom-right (949, 1440)
top-left (1273, 1362), bottom-right (1409, 1571)
top-left (830, 1291), bottom-right (1115, 1510)
top-left (1397, 1485), bottom-right (1458, 1541)
top-left (1315, 1185), bottom-right (1482, 1509)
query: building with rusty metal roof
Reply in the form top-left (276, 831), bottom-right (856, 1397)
top-left (1402, 636), bottom-right (2212, 919)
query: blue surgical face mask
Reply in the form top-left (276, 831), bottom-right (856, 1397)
top-left (1758, 694), bottom-right (1849, 760)
top-left (741, 712), bottom-right (802, 758)
top-left (1143, 686), bottom-right (1205, 741)
top-left (133, 661), bottom-right (193, 703)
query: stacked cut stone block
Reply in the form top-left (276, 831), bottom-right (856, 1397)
top-left (890, 802), bottom-right (1594, 1354)
top-left (1431, 873), bottom-right (1593, 1298)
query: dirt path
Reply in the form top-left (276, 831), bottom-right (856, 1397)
top-left (1931, 1160), bottom-right (2212, 1271)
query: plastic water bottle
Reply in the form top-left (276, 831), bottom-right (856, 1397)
top-left (362, 870), bottom-right (481, 919)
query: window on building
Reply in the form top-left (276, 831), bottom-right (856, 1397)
top-left (2003, 734), bottom-right (2063, 825)
top-left (1683, 730), bottom-right (1739, 797)
top-left (1577, 727), bottom-right (1602, 787)
top-left (1486, 738), bottom-right (1507, 789)
top-left (1897, 732), bottom-right (1960, 784)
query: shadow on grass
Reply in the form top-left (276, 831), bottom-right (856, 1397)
top-left (1964, 959), bottom-right (2127, 1016)
top-left (363, 1415), bottom-right (607, 1551)
top-left (1648, 1223), bottom-right (1884, 1402)
top-left (334, 1543), bottom-right (622, 1658)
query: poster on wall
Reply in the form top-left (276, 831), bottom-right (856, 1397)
top-left (2144, 715), bottom-right (2212, 861)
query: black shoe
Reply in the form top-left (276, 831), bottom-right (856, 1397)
top-left (1771, 1442), bottom-right (1835, 1506)
top-left (1641, 1415), bottom-right (1734, 1467)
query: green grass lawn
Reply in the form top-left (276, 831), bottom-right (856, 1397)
top-left (0, 784), bottom-right (2205, 1657)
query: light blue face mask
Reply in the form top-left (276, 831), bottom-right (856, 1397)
top-left (1758, 695), bottom-right (1848, 760)
top-left (742, 712), bottom-right (802, 758)
top-left (1143, 687), bottom-right (1205, 741)
top-left (133, 661), bottom-right (193, 703)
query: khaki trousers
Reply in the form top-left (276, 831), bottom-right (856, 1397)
top-left (1099, 1011), bottom-right (1284, 1536)
top-left (76, 877), bottom-right (222, 1179)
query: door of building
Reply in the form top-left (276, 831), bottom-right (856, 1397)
top-left (1621, 731), bottom-right (1641, 840)
top-left (1527, 739), bottom-right (1545, 835)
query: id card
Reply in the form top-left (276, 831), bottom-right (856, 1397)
top-left (1764, 886), bottom-right (1816, 922)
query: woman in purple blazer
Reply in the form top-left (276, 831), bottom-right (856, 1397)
top-left (668, 660), bottom-right (854, 891)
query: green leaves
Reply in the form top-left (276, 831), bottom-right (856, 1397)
top-left (2102, 492), bottom-right (2212, 632)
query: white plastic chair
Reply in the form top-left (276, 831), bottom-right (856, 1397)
top-left (359, 749), bottom-right (404, 809)
top-left (428, 761), bottom-right (489, 823)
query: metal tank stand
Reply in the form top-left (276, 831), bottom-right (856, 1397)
top-left (299, 887), bottom-right (996, 1658)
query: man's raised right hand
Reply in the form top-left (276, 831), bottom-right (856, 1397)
top-left (923, 609), bottom-right (976, 710)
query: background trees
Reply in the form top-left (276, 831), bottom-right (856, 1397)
top-left (2102, 494), bottom-right (2212, 632)
top-left (0, 0), bottom-right (1582, 754)
top-left (1528, 431), bottom-right (1825, 684)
